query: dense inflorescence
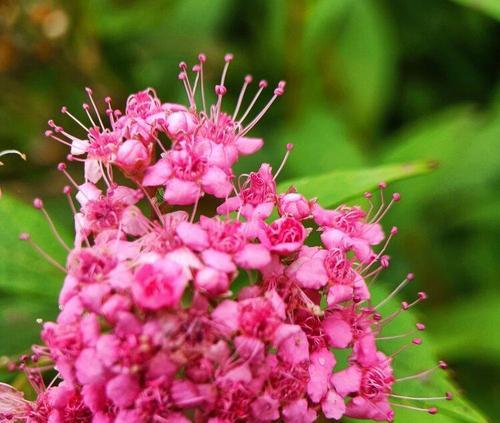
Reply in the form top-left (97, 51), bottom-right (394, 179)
top-left (0, 54), bottom-right (451, 423)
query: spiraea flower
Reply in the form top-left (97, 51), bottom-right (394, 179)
top-left (0, 54), bottom-right (452, 423)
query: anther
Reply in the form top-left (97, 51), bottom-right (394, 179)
top-left (224, 53), bottom-right (234, 62)
top-left (19, 232), bottom-right (30, 241)
top-left (364, 192), bottom-right (373, 199)
top-left (198, 53), bottom-right (206, 63)
top-left (259, 80), bottom-right (268, 89)
top-left (378, 181), bottom-right (387, 189)
top-left (33, 198), bottom-right (43, 209)
top-left (390, 226), bottom-right (398, 235)
top-left (57, 162), bottom-right (67, 171)
top-left (244, 74), bottom-right (253, 84)
top-left (215, 85), bottom-right (227, 96)
top-left (392, 193), bottom-right (401, 201)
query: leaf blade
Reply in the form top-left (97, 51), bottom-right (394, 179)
top-left (278, 160), bottom-right (435, 207)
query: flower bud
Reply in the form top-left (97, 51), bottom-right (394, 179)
top-left (166, 110), bottom-right (197, 139)
top-left (115, 140), bottom-right (150, 175)
top-left (278, 192), bottom-right (311, 220)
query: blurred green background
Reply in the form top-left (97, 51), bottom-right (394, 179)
top-left (0, 0), bottom-right (499, 420)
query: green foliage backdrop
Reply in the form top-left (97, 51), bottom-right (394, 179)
top-left (0, 0), bottom-right (498, 420)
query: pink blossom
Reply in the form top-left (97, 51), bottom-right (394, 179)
top-left (259, 217), bottom-right (307, 255)
top-left (132, 258), bottom-right (188, 310)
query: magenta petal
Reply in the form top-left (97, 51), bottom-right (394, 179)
top-left (307, 348), bottom-right (336, 403)
top-left (282, 399), bottom-right (317, 423)
top-left (331, 365), bottom-right (362, 397)
top-left (164, 179), bottom-right (200, 205)
top-left (142, 159), bottom-right (172, 186)
top-left (234, 243), bottom-right (271, 269)
top-left (201, 166), bottom-right (232, 198)
top-left (323, 316), bottom-right (353, 348)
top-left (327, 284), bottom-right (354, 305)
top-left (176, 221), bottom-right (209, 251)
top-left (235, 136), bottom-right (264, 155)
top-left (345, 396), bottom-right (392, 421)
top-left (321, 389), bottom-right (346, 420)
top-left (201, 249), bottom-right (236, 273)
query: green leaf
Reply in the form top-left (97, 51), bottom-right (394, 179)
top-left (427, 295), bottom-right (500, 362)
top-left (0, 296), bottom-right (57, 356)
top-left (277, 160), bottom-right (434, 207)
top-left (450, 0), bottom-right (500, 21)
top-left (0, 195), bottom-right (69, 299)
top-left (343, 284), bottom-right (490, 422)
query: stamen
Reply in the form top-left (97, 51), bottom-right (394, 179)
top-left (373, 192), bottom-right (401, 224)
top-left (85, 87), bottom-right (105, 130)
top-left (198, 53), bottom-right (207, 112)
top-left (61, 106), bottom-right (89, 132)
top-left (364, 191), bottom-right (374, 217)
top-left (233, 74), bottom-right (252, 120)
top-left (389, 392), bottom-right (452, 401)
top-left (375, 273), bottom-right (414, 309)
top-left (390, 403), bottom-right (438, 415)
top-left (237, 80), bottom-right (268, 125)
top-left (32, 198), bottom-right (70, 252)
top-left (240, 81), bottom-right (286, 136)
top-left (395, 361), bottom-right (448, 382)
top-left (19, 232), bottom-right (66, 273)
top-left (388, 338), bottom-right (422, 359)
top-left (274, 143), bottom-right (294, 180)
top-left (82, 103), bottom-right (97, 128)
top-left (57, 163), bottom-right (81, 193)
top-left (377, 323), bottom-right (425, 340)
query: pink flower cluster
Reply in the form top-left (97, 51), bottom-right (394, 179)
top-left (1, 54), bottom-right (451, 423)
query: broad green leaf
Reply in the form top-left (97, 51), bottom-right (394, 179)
top-left (450, 0), bottom-right (500, 21)
top-left (342, 284), bottom-right (490, 422)
top-left (0, 195), bottom-right (70, 299)
top-left (0, 297), bottom-right (57, 356)
top-left (278, 160), bottom-right (434, 207)
top-left (427, 295), bottom-right (500, 362)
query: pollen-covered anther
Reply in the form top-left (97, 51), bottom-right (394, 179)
top-left (33, 198), bottom-right (43, 209)
top-left (428, 407), bottom-right (438, 415)
top-left (274, 81), bottom-right (286, 96)
top-left (215, 85), bottom-right (227, 96)
top-left (19, 232), bottom-right (30, 241)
